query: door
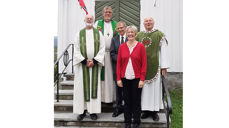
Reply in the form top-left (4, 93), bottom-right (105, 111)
top-left (95, 0), bottom-right (140, 30)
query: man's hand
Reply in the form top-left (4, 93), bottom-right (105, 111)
top-left (86, 59), bottom-right (94, 67)
top-left (117, 80), bottom-right (123, 87)
top-left (138, 80), bottom-right (144, 88)
top-left (161, 68), bottom-right (167, 76)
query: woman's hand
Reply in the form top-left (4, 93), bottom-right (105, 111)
top-left (138, 80), bottom-right (144, 88)
top-left (117, 80), bottom-right (123, 87)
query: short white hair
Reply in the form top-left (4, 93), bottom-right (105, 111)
top-left (102, 6), bottom-right (113, 14)
top-left (126, 25), bottom-right (138, 35)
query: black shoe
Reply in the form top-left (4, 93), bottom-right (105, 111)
top-left (90, 114), bottom-right (98, 120)
top-left (77, 114), bottom-right (86, 121)
top-left (141, 111), bottom-right (150, 119)
top-left (133, 124), bottom-right (140, 128)
top-left (125, 123), bottom-right (131, 128)
top-left (112, 109), bottom-right (123, 117)
top-left (152, 112), bottom-right (159, 121)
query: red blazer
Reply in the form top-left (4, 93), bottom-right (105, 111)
top-left (116, 42), bottom-right (147, 81)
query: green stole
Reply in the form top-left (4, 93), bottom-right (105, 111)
top-left (97, 19), bottom-right (117, 80)
top-left (136, 30), bottom-right (164, 80)
top-left (79, 28), bottom-right (100, 102)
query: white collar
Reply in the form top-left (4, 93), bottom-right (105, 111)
top-left (104, 21), bottom-right (111, 24)
top-left (143, 29), bottom-right (157, 33)
top-left (120, 34), bottom-right (126, 39)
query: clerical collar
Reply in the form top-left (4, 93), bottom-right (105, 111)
top-left (143, 29), bottom-right (157, 33)
top-left (104, 21), bottom-right (111, 24)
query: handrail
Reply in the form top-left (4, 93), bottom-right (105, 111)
top-left (161, 75), bottom-right (172, 128)
top-left (54, 43), bottom-right (74, 102)
top-left (54, 44), bottom-right (73, 66)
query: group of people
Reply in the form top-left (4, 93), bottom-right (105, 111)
top-left (73, 6), bottom-right (169, 128)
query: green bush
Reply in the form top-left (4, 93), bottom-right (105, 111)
top-left (170, 88), bottom-right (183, 128)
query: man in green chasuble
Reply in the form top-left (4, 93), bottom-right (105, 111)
top-left (73, 14), bottom-right (105, 121)
top-left (136, 17), bottom-right (169, 121)
top-left (94, 6), bottom-right (117, 103)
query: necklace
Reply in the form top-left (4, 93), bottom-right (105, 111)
top-left (127, 41), bottom-right (137, 48)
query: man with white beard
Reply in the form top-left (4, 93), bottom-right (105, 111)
top-left (73, 14), bottom-right (105, 121)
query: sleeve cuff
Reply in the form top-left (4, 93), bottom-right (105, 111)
top-left (81, 59), bottom-right (87, 65)
top-left (93, 58), bottom-right (98, 64)
top-left (140, 76), bottom-right (145, 81)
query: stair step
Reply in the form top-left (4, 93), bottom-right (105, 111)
top-left (54, 112), bottom-right (167, 128)
top-left (65, 73), bottom-right (74, 80)
top-left (60, 81), bottom-right (74, 90)
top-left (54, 90), bottom-right (73, 100)
top-left (55, 90), bottom-right (73, 95)
top-left (55, 100), bottom-right (113, 112)
top-left (54, 126), bottom-right (116, 128)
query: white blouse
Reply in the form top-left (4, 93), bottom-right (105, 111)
top-left (125, 42), bottom-right (138, 80)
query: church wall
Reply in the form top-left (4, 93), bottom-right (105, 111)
top-left (58, 0), bottom-right (183, 73)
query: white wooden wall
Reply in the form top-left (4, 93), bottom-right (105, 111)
top-left (58, 0), bottom-right (183, 72)
top-left (140, 0), bottom-right (183, 72)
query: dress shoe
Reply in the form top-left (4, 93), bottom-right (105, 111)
top-left (77, 113), bottom-right (86, 121)
top-left (90, 114), bottom-right (98, 120)
top-left (141, 111), bottom-right (150, 119)
top-left (112, 109), bottom-right (123, 117)
top-left (77, 110), bottom-right (87, 121)
top-left (125, 123), bottom-right (131, 128)
top-left (152, 112), bottom-right (159, 121)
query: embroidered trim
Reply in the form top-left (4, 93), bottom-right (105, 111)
top-left (159, 35), bottom-right (166, 46)
top-left (144, 66), bottom-right (160, 83)
top-left (143, 29), bottom-right (157, 33)
top-left (141, 36), bottom-right (152, 48)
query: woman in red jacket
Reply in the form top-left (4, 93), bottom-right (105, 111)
top-left (116, 25), bottom-right (147, 128)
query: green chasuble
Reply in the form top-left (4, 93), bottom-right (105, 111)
top-left (97, 19), bottom-right (117, 80)
top-left (136, 30), bottom-right (164, 80)
top-left (79, 28), bottom-right (100, 102)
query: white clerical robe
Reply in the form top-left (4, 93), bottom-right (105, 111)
top-left (141, 37), bottom-right (169, 111)
top-left (73, 29), bottom-right (105, 114)
top-left (95, 21), bottom-right (116, 103)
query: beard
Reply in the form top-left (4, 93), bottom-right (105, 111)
top-left (85, 22), bottom-right (93, 27)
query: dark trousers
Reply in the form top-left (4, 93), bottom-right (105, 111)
top-left (115, 81), bottom-right (124, 110)
top-left (122, 78), bottom-right (142, 125)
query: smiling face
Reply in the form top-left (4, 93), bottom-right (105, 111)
top-left (144, 17), bottom-right (154, 31)
top-left (116, 22), bottom-right (126, 36)
top-left (126, 27), bottom-right (137, 42)
top-left (84, 14), bottom-right (94, 29)
top-left (103, 7), bottom-right (112, 22)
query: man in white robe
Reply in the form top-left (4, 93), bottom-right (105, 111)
top-left (94, 6), bottom-right (117, 103)
top-left (73, 14), bottom-right (105, 121)
top-left (136, 17), bottom-right (169, 121)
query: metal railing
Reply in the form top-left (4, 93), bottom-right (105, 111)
top-left (162, 75), bottom-right (172, 128)
top-left (54, 44), bottom-right (74, 102)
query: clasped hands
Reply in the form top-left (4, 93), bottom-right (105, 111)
top-left (86, 59), bottom-right (94, 67)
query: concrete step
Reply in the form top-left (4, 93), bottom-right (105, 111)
top-left (55, 90), bottom-right (73, 100)
top-left (54, 112), bottom-right (167, 128)
top-left (54, 126), bottom-right (116, 128)
top-left (55, 100), bottom-right (113, 112)
top-left (65, 73), bottom-right (74, 80)
top-left (60, 80), bottom-right (74, 90)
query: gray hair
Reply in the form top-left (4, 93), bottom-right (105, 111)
top-left (143, 17), bottom-right (155, 23)
top-left (102, 6), bottom-right (113, 13)
top-left (117, 21), bottom-right (126, 27)
top-left (126, 25), bottom-right (138, 35)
